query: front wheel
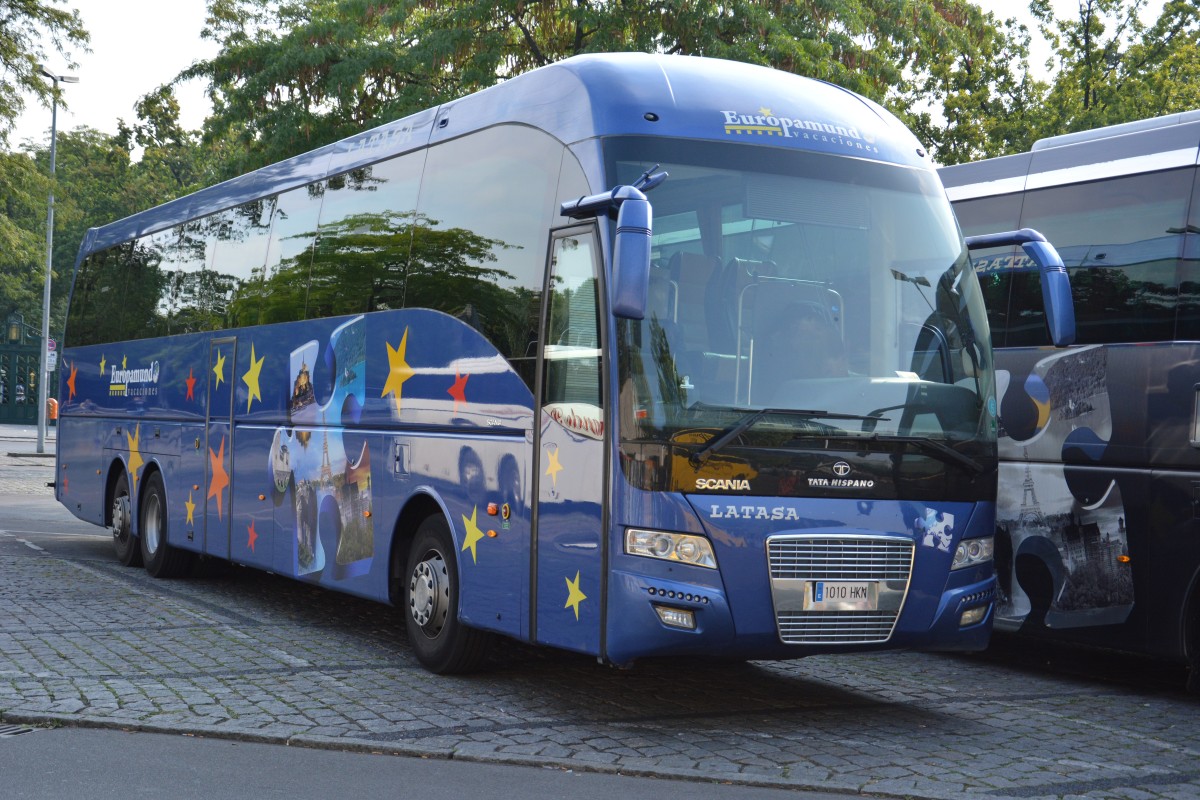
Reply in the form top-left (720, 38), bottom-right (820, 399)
top-left (403, 515), bottom-right (492, 674)
top-left (140, 471), bottom-right (193, 579)
top-left (111, 472), bottom-right (141, 567)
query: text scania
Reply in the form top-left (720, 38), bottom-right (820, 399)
top-left (109, 360), bottom-right (161, 397)
top-left (695, 478), bottom-right (751, 491)
top-left (721, 111), bottom-right (880, 154)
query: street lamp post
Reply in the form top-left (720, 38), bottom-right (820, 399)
top-left (37, 67), bottom-right (79, 455)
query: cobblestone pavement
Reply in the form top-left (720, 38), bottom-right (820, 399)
top-left (1, 433), bottom-right (1197, 800)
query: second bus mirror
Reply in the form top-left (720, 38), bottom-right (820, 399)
top-left (964, 228), bottom-right (1076, 348)
top-left (611, 195), bottom-right (652, 320)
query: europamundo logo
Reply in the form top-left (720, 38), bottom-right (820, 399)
top-left (721, 107), bottom-right (879, 154)
top-left (109, 357), bottom-right (160, 398)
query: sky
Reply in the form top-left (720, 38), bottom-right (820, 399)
top-left (9, 0), bottom-right (1172, 151)
top-left (11, 0), bottom-right (217, 148)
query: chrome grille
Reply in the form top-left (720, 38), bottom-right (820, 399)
top-left (767, 535), bottom-right (914, 645)
top-left (769, 537), bottom-right (913, 580)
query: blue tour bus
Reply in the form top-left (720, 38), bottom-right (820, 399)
top-left (940, 110), bottom-right (1200, 690)
top-left (56, 53), bottom-right (1070, 673)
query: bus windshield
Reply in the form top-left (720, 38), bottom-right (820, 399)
top-left (609, 138), bottom-right (994, 471)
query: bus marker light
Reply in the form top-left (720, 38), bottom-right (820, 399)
top-left (487, 530), bottom-right (497, 538)
top-left (364, 510), bottom-right (372, 518)
top-left (258, 494), bottom-right (265, 501)
top-left (487, 503), bottom-right (498, 515)
top-left (1117, 555), bottom-right (1131, 564)
top-left (654, 605), bottom-right (695, 630)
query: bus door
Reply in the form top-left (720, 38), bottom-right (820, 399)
top-left (534, 228), bottom-right (607, 655)
top-left (204, 336), bottom-right (236, 560)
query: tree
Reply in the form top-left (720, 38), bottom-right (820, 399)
top-left (1032, 0), bottom-right (1200, 136)
top-left (182, 0), bottom-right (1023, 170)
top-left (0, 0), bottom-right (89, 145)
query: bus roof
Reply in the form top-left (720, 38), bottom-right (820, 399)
top-left (939, 108), bottom-right (1200, 202)
top-left (79, 53), bottom-right (929, 258)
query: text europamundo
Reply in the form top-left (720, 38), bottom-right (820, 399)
top-left (109, 359), bottom-right (160, 397)
top-left (721, 109), bottom-right (879, 154)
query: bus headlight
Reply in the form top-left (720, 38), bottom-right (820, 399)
top-left (626, 529), bottom-right (717, 569)
top-left (952, 535), bottom-right (994, 570)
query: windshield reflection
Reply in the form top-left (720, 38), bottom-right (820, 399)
top-left (610, 139), bottom-right (995, 483)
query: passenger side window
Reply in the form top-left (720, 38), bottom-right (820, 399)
top-left (1011, 169), bottom-right (1191, 345)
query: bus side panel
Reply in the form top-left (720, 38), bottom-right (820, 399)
top-left (55, 415), bottom-right (106, 527)
top-left (1145, 469), bottom-right (1200, 661)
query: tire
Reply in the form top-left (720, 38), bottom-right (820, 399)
top-left (140, 471), bottom-right (193, 579)
top-left (111, 471), bottom-right (142, 567)
top-left (403, 515), bottom-right (492, 674)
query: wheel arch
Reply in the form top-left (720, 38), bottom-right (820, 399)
top-left (103, 457), bottom-right (129, 528)
top-left (388, 490), bottom-right (454, 606)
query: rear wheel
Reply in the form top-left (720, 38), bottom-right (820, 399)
top-left (404, 515), bottom-right (492, 674)
top-left (140, 471), bottom-right (193, 579)
top-left (111, 472), bottom-right (141, 567)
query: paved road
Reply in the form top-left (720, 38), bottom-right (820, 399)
top-left (1, 425), bottom-right (1198, 800)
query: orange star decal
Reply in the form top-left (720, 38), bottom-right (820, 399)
top-left (66, 362), bottom-right (77, 403)
top-left (185, 368), bottom-right (196, 401)
top-left (448, 372), bottom-right (468, 412)
top-left (208, 436), bottom-right (230, 520)
top-left (247, 519), bottom-right (258, 553)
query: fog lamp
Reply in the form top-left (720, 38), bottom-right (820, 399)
top-left (960, 605), bottom-right (988, 627)
top-left (654, 605), bottom-right (696, 630)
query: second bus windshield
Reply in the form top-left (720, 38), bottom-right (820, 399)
top-left (609, 138), bottom-right (994, 456)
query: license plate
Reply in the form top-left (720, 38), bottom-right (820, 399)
top-left (806, 581), bottom-right (878, 611)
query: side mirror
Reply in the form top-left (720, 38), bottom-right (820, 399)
top-left (561, 175), bottom-right (666, 322)
top-left (964, 228), bottom-right (1076, 347)
top-left (611, 193), bottom-right (652, 319)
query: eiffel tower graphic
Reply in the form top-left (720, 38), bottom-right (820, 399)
top-left (320, 413), bottom-right (333, 486)
top-left (1016, 461), bottom-right (1046, 530)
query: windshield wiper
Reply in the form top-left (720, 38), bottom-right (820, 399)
top-left (853, 432), bottom-right (986, 475)
top-left (688, 408), bottom-right (888, 468)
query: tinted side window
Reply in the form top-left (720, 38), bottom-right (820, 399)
top-left (66, 244), bottom-right (135, 346)
top-left (1011, 169), bottom-right (1191, 345)
top-left (416, 125), bottom-right (564, 380)
top-left (260, 183), bottom-right (325, 323)
top-left (216, 199), bottom-right (275, 328)
top-left (1173, 167), bottom-right (1200, 339)
top-left (951, 193), bottom-right (1023, 347)
top-left (307, 152), bottom-right (424, 318)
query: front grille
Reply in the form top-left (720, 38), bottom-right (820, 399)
top-left (777, 611), bottom-right (899, 643)
top-left (769, 537), bottom-right (913, 580)
top-left (767, 535), bottom-right (914, 645)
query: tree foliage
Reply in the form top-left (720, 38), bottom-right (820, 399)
top-left (0, 0), bottom-right (88, 145)
top-left (183, 0), bottom-right (1027, 171)
top-left (1032, 0), bottom-right (1200, 137)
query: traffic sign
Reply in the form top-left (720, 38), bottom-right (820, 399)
top-left (46, 351), bottom-right (57, 371)
top-left (47, 338), bottom-right (56, 352)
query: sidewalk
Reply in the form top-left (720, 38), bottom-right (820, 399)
top-left (0, 423), bottom-right (57, 493)
top-left (0, 422), bottom-right (56, 455)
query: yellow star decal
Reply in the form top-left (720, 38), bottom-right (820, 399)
top-left (213, 349), bottom-right (226, 388)
top-left (126, 423), bottom-right (144, 494)
top-left (381, 327), bottom-right (414, 415)
top-left (461, 506), bottom-right (485, 564)
top-left (565, 570), bottom-right (587, 621)
top-left (759, 106), bottom-right (773, 117)
top-left (545, 446), bottom-right (563, 488)
top-left (99, 354), bottom-right (106, 375)
top-left (185, 490), bottom-right (195, 525)
top-left (243, 342), bottom-right (264, 412)
top-left (121, 355), bottom-right (128, 370)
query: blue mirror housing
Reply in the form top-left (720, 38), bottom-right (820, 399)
top-left (964, 228), bottom-right (1076, 347)
top-left (561, 173), bottom-right (667, 321)
top-left (611, 192), bottom-right (652, 319)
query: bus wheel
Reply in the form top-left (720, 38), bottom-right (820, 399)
top-left (140, 472), bottom-right (192, 579)
top-left (111, 472), bottom-right (142, 567)
top-left (404, 515), bottom-right (491, 674)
